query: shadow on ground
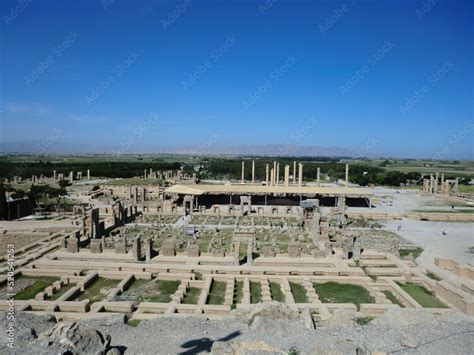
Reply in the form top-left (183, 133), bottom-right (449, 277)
top-left (179, 330), bottom-right (241, 354)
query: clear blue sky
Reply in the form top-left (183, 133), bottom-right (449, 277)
top-left (1, 0), bottom-right (473, 158)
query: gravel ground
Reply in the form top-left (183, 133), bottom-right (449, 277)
top-left (382, 219), bottom-right (474, 266)
top-left (84, 308), bottom-right (474, 354)
top-left (1, 308), bottom-right (473, 354)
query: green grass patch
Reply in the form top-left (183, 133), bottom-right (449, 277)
top-left (14, 276), bottom-right (59, 300)
top-left (127, 319), bottom-right (142, 327)
top-left (137, 280), bottom-right (181, 303)
top-left (314, 282), bottom-right (374, 310)
top-left (270, 282), bottom-right (285, 302)
top-left (233, 281), bottom-right (243, 306)
top-left (355, 316), bottom-right (374, 325)
top-left (239, 242), bottom-right (247, 259)
top-left (198, 242), bottom-right (208, 253)
top-left (289, 282), bottom-right (308, 303)
top-left (76, 277), bottom-right (120, 303)
top-left (459, 185), bottom-right (474, 194)
top-left (48, 283), bottom-right (77, 301)
top-left (250, 281), bottom-right (262, 304)
top-left (426, 272), bottom-right (442, 281)
top-left (207, 281), bottom-right (226, 305)
top-left (399, 247), bottom-right (423, 259)
top-left (396, 282), bottom-right (447, 308)
top-left (182, 287), bottom-right (201, 304)
top-left (382, 290), bottom-right (405, 308)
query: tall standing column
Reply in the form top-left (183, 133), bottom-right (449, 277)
top-left (144, 169), bottom-right (147, 179)
top-left (317, 167), bottom-right (320, 186)
top-left (293, 161), bottom-right (296, 184)
top-left (298, 163), bottom-right (303, 187)
top-left (345, 164), bottom-right (349, 187)
top-left (284, 165), bottom-right (290, 187)
top-left (252, 160), bottom-right (255, 184)
top-left (87, 169), bottom-right (90, 180)
top-left (441, 173), bottom-right (445, 194)
top-left (241, 161), bottom-right (245, 184)
top-left (265, 164), bottom-right (269, 185)
top-left (273, 161), bottom-right (277, 185)
top-left (276, 162), bottom-right (280, 186)
top-left (270, 168), bottom-right (275, 186)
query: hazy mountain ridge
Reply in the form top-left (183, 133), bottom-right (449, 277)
top-left (0, 142), bottom-right (355, 157)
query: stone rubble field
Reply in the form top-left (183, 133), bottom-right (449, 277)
top-left (2, 303), bottom-right (473, 354)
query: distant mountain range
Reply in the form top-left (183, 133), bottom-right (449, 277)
top-left (170, 144), bottom-right (354, 157)
top-left (0, 141), bottom-right (357, 157)
top-left (2, 141), bottom-right (472, 159)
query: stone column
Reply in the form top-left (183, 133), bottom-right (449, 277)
top-left (429, 174), bottom-right (434, 193)
top-left (298, 163), bottom-right (303, 187)
top-left (67, 235), bottom-right (79, 253)
top-left (247, 240), bottom-right (253, 265)
top-left (232, 240), bottom-right (240, 266)
top-left (345, 164), bottom-right (349, 187)
top-left (241, 161), bottom-right (245, 184)
top-left (276, 162), bottom-right (280, 186)
top-left (87, 169), bottom-right (90, 180)
top-left (284, 164), bottom-right (290, 187)
top-left (53, 170), bottom-right (56, 180)
top-left (265, 164), bottom-right (269, 185)
top-left (144, 169), bottom-right (147, 179)
top-left (133, 237), bottom-right (142, 261)
top-left (317, 167), bottom-right (320, 186)
top-left (441, 174), bottom-right (445, 194)
top-left (115, 238), bottom-right (127, 254)
top-left (145, 239), bottom-right (153, 261)
top-left (455, 178), bottom-right (459, 194)
top-left (270, 168), bottom-right (274, 186)
top-left (252, 160), bottom-right (255, 184)
top-left (434, 172), bottom-right (439, 193)
top-left (69, 171), bottom-right (74, 181)
top-left (273, 161), bottom-right (277, 184)
top-left (90, 239), bottom-right (103, 253)
top-left (293, 161), bottom-right (296, 184)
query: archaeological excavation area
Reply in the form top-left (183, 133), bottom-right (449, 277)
top-left (1, 162), bottom-right (473, 327)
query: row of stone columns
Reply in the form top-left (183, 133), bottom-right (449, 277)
top-left (262, 161), bottom-right (305, 186)
top-left (52, 169), bottom-right (90, 181)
